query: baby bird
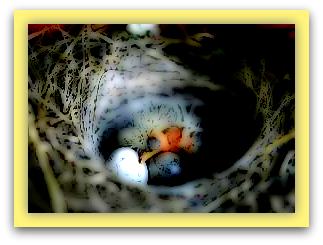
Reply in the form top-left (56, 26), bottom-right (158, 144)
top-left (140, 126), bottom-right (196, 164)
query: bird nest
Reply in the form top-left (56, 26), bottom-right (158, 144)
top-left (28, 24), bottom-right (295, 213)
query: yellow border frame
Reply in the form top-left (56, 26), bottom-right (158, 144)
top-left (14, 10), bottom-right (309, 227)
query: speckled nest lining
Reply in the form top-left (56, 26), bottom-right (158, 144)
top-left (28, 25), bottom-right (295, 213)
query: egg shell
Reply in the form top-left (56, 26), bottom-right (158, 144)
top-left (107, 147), bottom-right (148, 186)
top-left (148, 152), bottom-right (185, 186)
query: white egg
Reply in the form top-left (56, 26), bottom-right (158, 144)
top-left (107, 147), bottom-right (148, 186)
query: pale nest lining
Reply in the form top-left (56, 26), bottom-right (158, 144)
top-left (28, 25), bottom-right (295, 213)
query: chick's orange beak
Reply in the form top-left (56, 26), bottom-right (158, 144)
top-left (139, 127), bottom-right (195, 164)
